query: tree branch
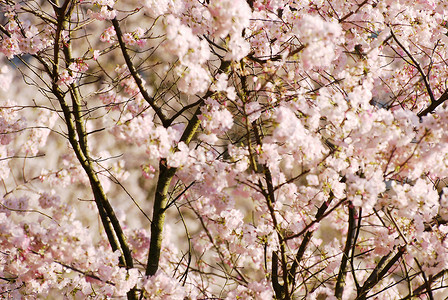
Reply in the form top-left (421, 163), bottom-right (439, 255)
top-left (335, 202), bottom-right (357, 299)
top-left (357, 246), bottom-right (406, 300)
top-left (111, 17), bottom-right (169, 127)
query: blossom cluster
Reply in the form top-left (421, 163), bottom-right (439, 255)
top-left (2, 0), bottom-right (448, 299)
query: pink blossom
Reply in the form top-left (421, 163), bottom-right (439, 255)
top-left (164, 15), bottom-right (211, 65)
top-left (208, 0), bottom-right (251, 38)
top-left (225, 35), bottom-right (250, 61)
top-left (56, 69), bottom-right (75, 86)
top-left (38, 192), bottom-right (61, 209)
top-left (88, 6), bottom-right (116, 20)
top-left (141, 0), bottom-right (169, 17)
top-left (177, 64), bottom-right (211, 95)
top-left (199, 98), bottom-right (233, 134)
top-left (306, 174), bottom-right (320, 186)
top-left (293, 15), bottom-right (343, 69)
top-left (142, 271), bottom-right (186, 299)
top-left (123, 28), bottom-right (146, 48)
top-left (69, 59), bottom-right (88, 73)
top-left (100, 26), bottom-right (116, 43)
top-left (211, 73), bottom-right (229, 92)
top-left (0, 34), bottom-right (21, 58)
top-left (245, 101), bottom-right (262, 123)
top-left (92, 49), bottom-right (100, 60)
top-left (167, 142), bottom-right (189, 168)
top-left (225, 279), bottom-right (273, 299)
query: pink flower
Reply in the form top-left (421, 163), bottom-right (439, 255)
top-left (142, 271), bottom-right (186, 299)
top-left (88, 6), bottom-right (116, 20)
top-left (199, 98), bottom-right (234, 134)
top-left (208, 0), bottom-right (251, 38)
top-left (225, 35), bottom-right (250, 61)
top-left (92, 49), bottom-right (100, 60)
top-left (177, 64), bottom-right (211, 95)
top-left (306, 174), bottom-right (320, 186)
top-left (38, 192), bottom-right (61, 209)
top-left (100, 26), bottom-right (116, 43)
top-left (56, 69), bottom-right (75, 86)
top-left (0, 35), bottom-right (21, 58)
top-left (141, 0), bottom-right (169, 17)
top-left (69, 59), bottom-right (88, 73)
top-left (141, 164), bottom-right (156, 179)
top-left (123, 28), bottom-right (146, 48)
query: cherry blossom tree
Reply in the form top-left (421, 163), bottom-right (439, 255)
top-left (2, 0), bottom-right (448, 299)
